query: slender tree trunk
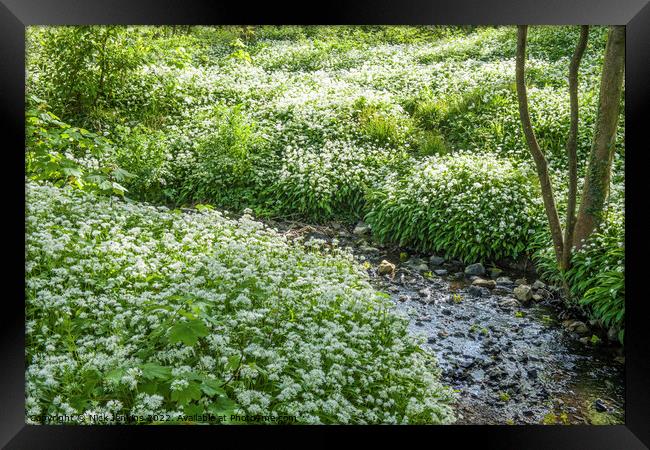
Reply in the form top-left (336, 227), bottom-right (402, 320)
top-left (94, 28), bottom-right (111, 109)
top-left (574, 26), bottom-right (625, 248)
top-left (561, 25), bottom-right (590, 271)
top-left (516, 25), bottom-right (565, 264)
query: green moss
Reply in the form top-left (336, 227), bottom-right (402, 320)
top-left (586, 408), bottom-right (617, 425)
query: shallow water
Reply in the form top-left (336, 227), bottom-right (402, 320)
top-left (268, 219), bottom-right (625, 425)
top-left (366, 256), bottom-right (624, 425)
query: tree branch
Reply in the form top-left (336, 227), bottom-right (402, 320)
top-left (561, 25), bottom-right (589, 271)
top-left (515, 25), bottom-right (564, 264)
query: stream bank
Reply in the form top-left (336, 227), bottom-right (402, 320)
top-left (266, 218), bottom-right (625, 425)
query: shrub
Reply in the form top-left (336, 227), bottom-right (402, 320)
top-left (176, 105), bottom-right (263, 208)
top-left (26, 182), bottom-right (455, 424)
top-left (532, 209), bottom-right (624, 343)
top-left (109, 124), bottom-right (172, 202)
top-left (408, 95), bottom-right (449, 131)
top-left (414, 130), bottom-right (449, 157)
top-left (582, 269), bottom-right (624, 343)
top-left (365, 151), bottom-right (545, 262)
top-left (27, 26), bottom-right (148, 126)
top-left (26, 96), bottom-right (134, 197)
top-left (112, 104), bottom-right (265, 208)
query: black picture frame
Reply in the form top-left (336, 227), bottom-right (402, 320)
top-left (2, 1), bottom-right (648, 448)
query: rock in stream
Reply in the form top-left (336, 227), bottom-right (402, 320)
top-left (361, 250), bottom-right (624, 425)
top-left (269, 220), bottom-right (625, 425)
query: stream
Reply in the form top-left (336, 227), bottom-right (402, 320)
top-left (268, 219), bottom-right (625, 425)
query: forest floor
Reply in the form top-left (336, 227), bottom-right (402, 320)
top-left (266, 218), bottom-right (625, 425)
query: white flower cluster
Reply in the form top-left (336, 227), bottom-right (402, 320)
top-left (94, 26), bottom-right (617, 223)
top-left (26, 181), bottom-right (455, 424)
top-left (367, 151), bottom-right (546, 261)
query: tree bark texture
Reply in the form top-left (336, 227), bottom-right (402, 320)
top-left (574, 25), bottom-right (625, 248)
top-left (561, 25), bottom-right (590, 270)
top-left (516, 25), bottom-right (565, 264)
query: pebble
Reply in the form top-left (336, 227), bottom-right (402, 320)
top-left (593, 399), bottom-right (608, 412)
top-left (377, 260), bottom-right (395, 276)
top-left (468, 285), bottom-right (484, 297)
top-left (531, 280), bottom-right (546, 290)
top-left (514, 285), bottom-right (533, 303)
top-left (464, 263), bottom-right (486, 276)
top-left (430, 256), bottom-right (446, 266)
top-left (353, 222), bottom-right (371, 236)
top-left (360, 244), bottom-right (624, 425)
top-left (472, 278), bottom-right (497, 289)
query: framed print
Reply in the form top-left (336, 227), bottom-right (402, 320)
top-left (1, 0), bottom-right (649, 448)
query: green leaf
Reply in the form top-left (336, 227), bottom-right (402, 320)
top-left (140, 363), bottom-right (172, 380)
top-left (170, 381), bottom-right (202, 405)
top-left (178, 309), bottom-right (197, 321)
top-left (168, 319), bottom-right (209, 346)
top-left (99, 180), bottom-right (113, 190)
top-left (200, 379), bottom-right (225, 397)
top-left (226, 354), bottom-right (241, 371)
top-left (62, 166), bottom-right (83, 178)
top-left (111, 181), bottom-right (128, 194)
top-left (183, 403), bottom-right (205, 417)
top-left (85, 174), bottom-right (106, 184)
top-left (81, 368), bottom-right (102, 394)
top-left (208, 396), bottom-right (238, 415)
top-left (138, 381), bottom-right (159, 395)
top-left (69, 396), bottom-right (91, 412)
top-left (112, 167), bottom-right (136, 181)
top-left (105, 367), bottom-right (125, 383)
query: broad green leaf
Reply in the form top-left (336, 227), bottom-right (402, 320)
top-left (170, 381), bottom-right (202, 405)
top-left (168, 319), bottom-right (209, 346)
top-left (183, 403), bottom-right (205, 417)
top-left (112, 167), bottom-right (136, 181)
top-left (62, 166), bottom-right (83, 178)
top-left (138, 381), bottom-right (159, 395)
top-left (140, 363), bottom-right (172, 380)
top-left (200, 379), bottom-right (225, 396)
top-left (213, 396), bottom-right (237, 411)
top-left (99, 180), bottom-right (113, 190)
top-left (104, 367), bottom-right (125, 383)
top-left (226, 354), bottom-right (241, 371)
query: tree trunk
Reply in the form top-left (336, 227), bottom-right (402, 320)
top-left (573, 25), bottom-right (625, 248)
top-left (516, 25), bottom-right (565, 264)
top-left (561, 25), bottom-right (590, 271)
top-left (93, 28), bottom-right (111, 110)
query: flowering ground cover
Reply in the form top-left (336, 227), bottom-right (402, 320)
top-left (24, 25), bottom-right (625, 423)
top-left (26, 182), bottom-right (455, 424)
